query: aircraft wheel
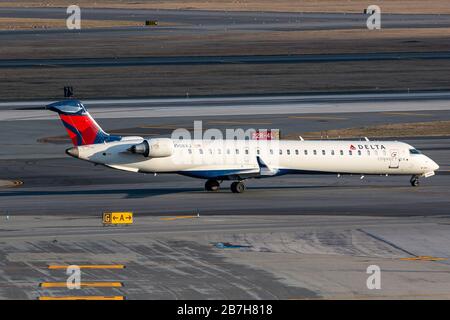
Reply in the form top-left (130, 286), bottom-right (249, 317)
top-left (205, 179), bottom-right (220, 192)
top-left (410, 176), bottom-right (420, 187)
top-left (231, 181), bottom-right (246, 193)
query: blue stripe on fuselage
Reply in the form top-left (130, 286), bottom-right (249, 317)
top-left (178, 169), bottom-right (247, 179)
top-left (178, 168), bottom-right (331, 180)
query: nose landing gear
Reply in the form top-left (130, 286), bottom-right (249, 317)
top-left (410, 175), bottom-right (420, 187)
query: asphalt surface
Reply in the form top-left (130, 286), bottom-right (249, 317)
top-left (2, 214), bottom-right (450, 299)
top-left (2, 5), bottom-right (450, 300)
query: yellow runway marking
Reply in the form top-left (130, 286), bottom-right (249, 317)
top-left (288, 116), bottom-right (348, 120)
top-left (160, 215), bottom-right (198, 221)
top-left (40, 282), bottom-right (123, 288)
top-left (39, 296), bottom-right (124, 301)
top-left (382, 112), bottom-right (433, 117)
top-left (400, 256), bottom-right (447, 261)
top-left (48, 265), bottom-right (125, 270)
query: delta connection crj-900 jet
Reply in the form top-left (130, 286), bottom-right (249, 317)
top-left (47, 100), bottom-right (439, 193)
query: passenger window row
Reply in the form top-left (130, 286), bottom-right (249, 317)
top-left (187, 148), bottom-right (386, 156)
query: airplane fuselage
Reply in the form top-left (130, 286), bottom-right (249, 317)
top-left (70, 138), bottom-right (439, 179)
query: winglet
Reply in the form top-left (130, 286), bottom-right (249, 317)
top-left (256, 156), bottom-right (278, 176)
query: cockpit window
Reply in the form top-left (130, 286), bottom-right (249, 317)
top-left (409, 148), bottom-right (422, 155)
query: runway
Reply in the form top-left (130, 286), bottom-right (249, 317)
top-left (1, 93), bottom-right (450, 217)
top-left (2, 8), bottom-right (450, 32)
top-left (4, 91), bottom-right (450, 108)
top-left (2, 91), bottom-right (450, 121)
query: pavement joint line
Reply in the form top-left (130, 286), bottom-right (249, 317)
top-left (140, 125), bottom-right (188, 129)
top-left (207, 120), bottom-right (272, 125)
top-left (48, 264), bottom-right (126, 269)
top-left (40, 282), bottom-right (123, 288)
top-left (288, 115), bottom-right (348, 120)
top-left (160, 215), bottom-right (199, 221)
top-left (357, 228), bottom-right (416, 257)
top-left (38, 296), bottom-right (125, 300)
top-left (291, 292), bottom-right (450, 299)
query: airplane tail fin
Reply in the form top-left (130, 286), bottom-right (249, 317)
top-left (46, 100), bottom-right (121, 146)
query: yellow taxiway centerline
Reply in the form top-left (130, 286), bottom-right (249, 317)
top-left (48, 265), bottom-right (125, 270)
top-left (40, 282), bottom-right (123, 288)
top-left (140, 125), bottom-right (186, 129)
top-left (39, 296), bottom-right (124, 300)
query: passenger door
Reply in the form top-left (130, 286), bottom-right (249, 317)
top-left (389, 149), bottom-right (400, 169)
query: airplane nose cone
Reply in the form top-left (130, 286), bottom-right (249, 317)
top-left (65, 147), bottom-right (79, 158)
top-left (432, 161), bottom-right (440, 171)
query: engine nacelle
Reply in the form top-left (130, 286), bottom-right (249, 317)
top-left (128, 138), bottom-right (174, 158)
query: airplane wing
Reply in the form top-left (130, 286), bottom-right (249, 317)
top-left (180, 156), bottom-right (279, 180)
top-left (180, 168), bottom-right (260, 180)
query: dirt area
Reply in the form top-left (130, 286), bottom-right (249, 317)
top-left (285, 121), bottom-right (450, 139)
top-left (1, 28), bottom-right (449, 59)
top-left (1, 0), bottom-right (450, 14)
top-left (1, 60), bottom-right (449, 101)
top-left (0, 17), bottom-right (144, 30)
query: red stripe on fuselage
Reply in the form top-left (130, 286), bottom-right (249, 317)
top-left (60, 114), bottom-right (99, 146)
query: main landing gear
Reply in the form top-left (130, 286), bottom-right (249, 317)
top-left (205, 179), bottom-right (220, 192)
top-left (205, 179), bottom-right (246, 193)
top-left (230, 181), bottom-right (246, 193)
top-left (410, 175), bottom-right (420, 187)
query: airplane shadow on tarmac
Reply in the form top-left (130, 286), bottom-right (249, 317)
top-left (0, 184), bottom-right (414, 199)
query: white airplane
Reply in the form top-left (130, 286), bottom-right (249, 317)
top-left (47, 100), bottom-right (439, 193)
